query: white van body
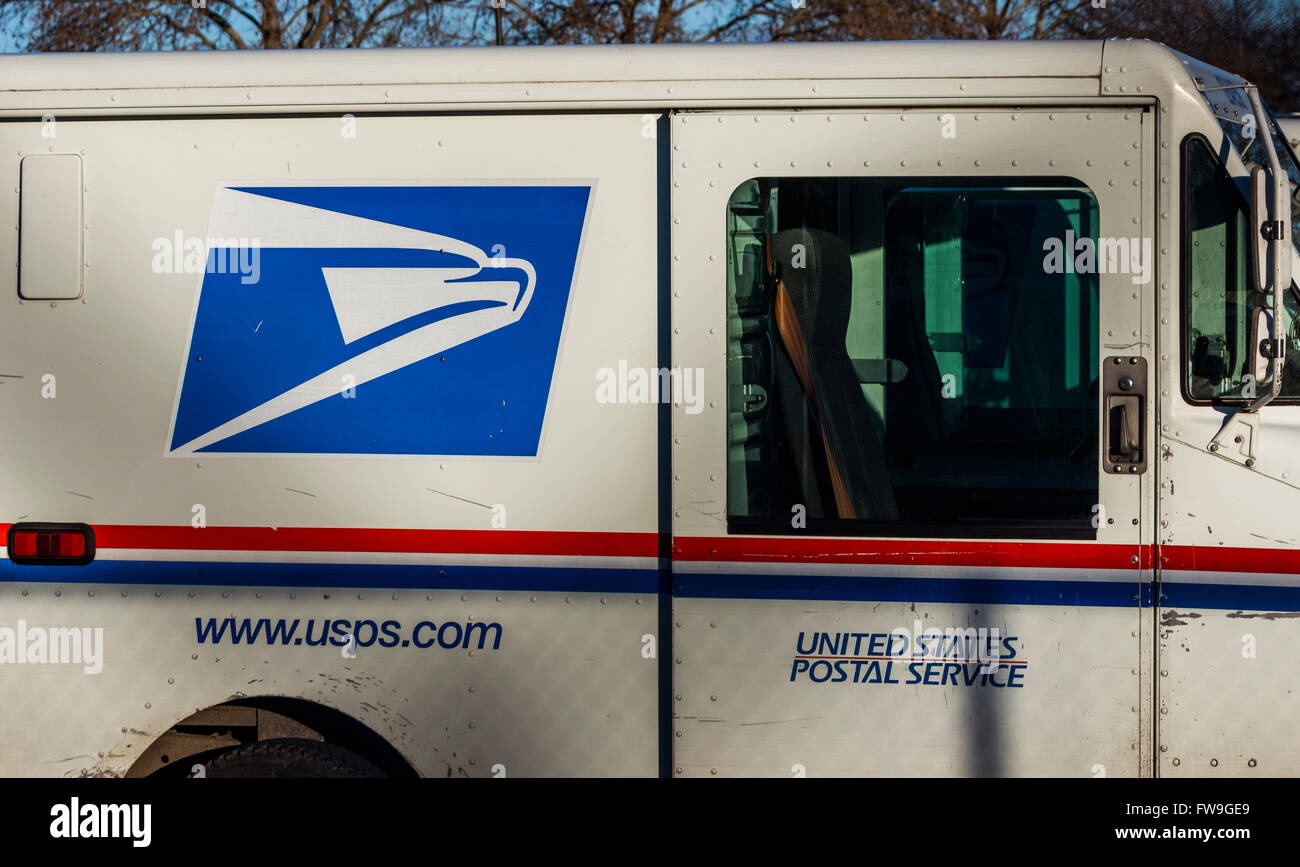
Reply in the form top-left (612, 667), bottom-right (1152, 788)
top-left (1279, 115), bottom-right (1300, 151)
top-left (1, 38), bottom-right (1298, 778)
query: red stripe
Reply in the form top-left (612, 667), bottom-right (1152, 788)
top-left (1160, 544), bottom-right (1300, 575)
top-left (5, 525), bottom-right (1291, 574)
top-left (673, 536), bottom-right (1149, 570)
top-left (0, 524), bottom-right (657, 558)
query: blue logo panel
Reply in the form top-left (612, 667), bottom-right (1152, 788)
top-left (170, 184), bottom-right (591, 456)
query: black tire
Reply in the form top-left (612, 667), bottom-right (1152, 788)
top-left (200, 738), bottom-right (385, 778)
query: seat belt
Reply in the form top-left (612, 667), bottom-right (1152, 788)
top-left (759, 181), bottom-right (857, 520)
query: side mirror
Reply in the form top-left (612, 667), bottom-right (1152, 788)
top-left (1250, 166), bottom-right (1270, 294)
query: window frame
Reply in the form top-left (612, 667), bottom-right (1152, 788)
top-left (723, 174), bottom-right (1104, 541)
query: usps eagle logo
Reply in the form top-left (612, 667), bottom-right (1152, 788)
top-left (167, 184), bottom-right (592, 456)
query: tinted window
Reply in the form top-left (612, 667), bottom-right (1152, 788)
top-left (726, 177), bottom-right (1100, 537)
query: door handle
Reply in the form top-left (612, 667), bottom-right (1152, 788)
top-left (1103, 356), bottom-right (1147, 474)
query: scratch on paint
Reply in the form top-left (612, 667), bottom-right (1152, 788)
top-left (738, 717), bottom-right (823, 726)
top-left (1161, 610), bottom-right (1202, 627)
top-left (426, 487), bottom-right (491, 510)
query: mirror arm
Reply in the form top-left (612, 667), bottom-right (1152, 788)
top-left (1244, 86), bottom-right (1292, 412)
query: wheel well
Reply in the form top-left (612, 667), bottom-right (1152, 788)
top-left (125, 697), bottom-right (418, 778)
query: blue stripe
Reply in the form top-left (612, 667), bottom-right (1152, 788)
top-left (0, 559), bottom-right (658, 594)
top-left (677, 572), bottom-right (1300, 611)
top-left (8, 560), bottom-right (1296, 610)
top-left (1163, 581), bottom-right (1300, 612)
top-left (674, 573), bottom-right (1142, 607)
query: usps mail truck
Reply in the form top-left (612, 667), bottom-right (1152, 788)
top-left (1, 38), bottom-right (1298, 778)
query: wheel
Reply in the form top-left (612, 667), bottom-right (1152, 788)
top-left (199, 738), bottom-right (385, 778)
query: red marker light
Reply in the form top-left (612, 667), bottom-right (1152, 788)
top-left (7, 523), bottom-right (95, 565)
